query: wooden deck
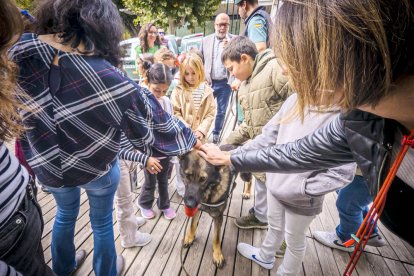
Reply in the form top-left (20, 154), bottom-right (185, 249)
top-left (8, 93), bottom-right (414, 275)
top-left (37, 171), bottom-right (414, 276)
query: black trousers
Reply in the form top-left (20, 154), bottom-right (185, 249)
top-left (380, 177), bottom-right (414, 246)
top-left (139, 158), bottom-right (171, 210)
top-left (0, 184), bottom-right (55, 276)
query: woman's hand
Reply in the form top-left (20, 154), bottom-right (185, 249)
top-left (146, 157), bottom-right (162, 174)
top-left (194, 139), bottom-right (203, 150)
top-left (198, 143), bottom-right (232, 166)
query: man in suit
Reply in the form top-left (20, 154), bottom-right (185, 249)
top-left (200, 13), bottom-right (235, 144)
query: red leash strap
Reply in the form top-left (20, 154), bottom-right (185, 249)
top-left (343, 129), bottom-right (414, 276)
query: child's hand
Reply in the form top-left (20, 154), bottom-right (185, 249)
top-left (146, 157), bottom-right (162, 174)
top-left (231, 79), bottom-right (241, 91)
top-left (194, 130), bottom-right (205, 140)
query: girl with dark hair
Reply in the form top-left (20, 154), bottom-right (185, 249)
top-left (9, 0), bottom-right (200, 275)
top-left (138, 63), bottom-right (177, 220)
top-left (135, 23), bottom-right (162, 55)
top-left (0, 1), bottom-right (53, 275)
top-left (136, 53), bottom-right (154, 87)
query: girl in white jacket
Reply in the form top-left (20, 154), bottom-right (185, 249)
top-left (233, 94), bottom-right (356, 275)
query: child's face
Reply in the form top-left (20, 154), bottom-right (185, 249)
top-left (149, 83), bottom-right (169, 99)
top-left (184, 66), bottom-right (199, 87)
top-left (224, 54), bottom-right (254, 81)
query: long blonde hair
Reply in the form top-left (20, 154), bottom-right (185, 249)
top-left (274, 0), bottom-right (414, 117)
top-left (179, 54), bottom-right (205, 90)
top-left (0, 0), bottom-right (24, 141)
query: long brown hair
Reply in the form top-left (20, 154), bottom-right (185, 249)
top-left (0, 0), bottom-right (24, 141)
top-left (274, 0), bottom-right (414, 116)
top-left (138, 23), bottom-right (161, 53)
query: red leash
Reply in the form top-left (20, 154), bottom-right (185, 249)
top-left (343, 129), bottom-right (414, 276)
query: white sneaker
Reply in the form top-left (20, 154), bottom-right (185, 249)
top-left (237, 243), bottom-right (275, 270)
top-left (313, 231), bottom-right (354, 252)
top-left (366, 233), bottom-right (386, 247)
top-left (136, 216), bottom-right (146, 228)
top-left (121, 232), bottom-right (152, 248)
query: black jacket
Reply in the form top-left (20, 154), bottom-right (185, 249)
top-left (231, 109), bottom-right (414, 245)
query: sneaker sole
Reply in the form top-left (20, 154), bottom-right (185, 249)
top-left (121, 238), bottom-right (152, 248)
top-left (234, 221), bottom-right (268, 230)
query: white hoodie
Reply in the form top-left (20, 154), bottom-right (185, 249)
top-left (232, 94), bottom-right (356, 216)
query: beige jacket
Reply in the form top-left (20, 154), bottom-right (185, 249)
top-left (225, 49), bottom-right (290, 182)
top-left (170, 82), bottom-right (217, 138)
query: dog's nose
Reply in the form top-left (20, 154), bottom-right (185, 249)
top-left (184, 196), bottom-right (198, 209)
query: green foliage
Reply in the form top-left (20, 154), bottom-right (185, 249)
top-left (16, 0), bottom-right (34, 10)
top-left (122, 0), bottom-right (222, 31)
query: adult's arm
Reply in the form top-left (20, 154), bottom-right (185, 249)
top-left (230, 115), bottom-right (354, 172)
top-left (120, 83), bottom-right (197, 158)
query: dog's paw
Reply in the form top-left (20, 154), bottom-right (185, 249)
top-left (213, 252), bottom-right (225, 268)
top-left (183, 236), bottom-right (195, 248)
top-left (242, 192), bottom-right (251, 199)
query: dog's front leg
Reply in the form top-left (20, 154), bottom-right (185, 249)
top-left (242, 179), bottom-right (252, 199)
top-left (212, 216), bottom-right (225, 268)
top-left (184, 210), bottom-right (201, 247)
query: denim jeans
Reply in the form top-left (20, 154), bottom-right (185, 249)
top-left (335, 175), bottom-right (377, 241)
top-left (46, 159), bottom-right (120, 276)
top-left (212, 79), bottom-right (232, 136)
top-left (139, 157), bottom-right (171, 210)
top-left (0, 185), bottom-right (54, 276)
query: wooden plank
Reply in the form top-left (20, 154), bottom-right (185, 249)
top-left (354, 252), bottom-right (392, 276)
top-left (127, 203), bottom-right (180, 275)
top-left (177, 212), bottom-right (212, 276)
top-left (143, 204), bottom-right (187, 275)
top-left (383, 257), bottom-right (410, 276)
top-left (234, 230), bottom-right (253, 276)
top-left (195, 212), bottom-right (229, 276)
top-left (159, 219), bottom-right (191, 276)
top-left (301, 237), bottom-right (324, 275)
top-left (377, 220), bottom-right (414, 264)
top-left (216, 217), bottom-right (239, 276)
top-left (404, 263), bottom-right (414, 276)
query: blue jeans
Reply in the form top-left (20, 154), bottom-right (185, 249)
top-left (335, 175), bottom-right (377, 242)
top-left (212, 79), bottom-right (231, 136)
top-left (46, 159), bottom-right (120, 276)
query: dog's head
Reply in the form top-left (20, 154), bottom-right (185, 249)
top-left (179, 149), bottom-right (229, 209)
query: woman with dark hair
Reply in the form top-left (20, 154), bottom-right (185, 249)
top-left (0, 1), bottom-right (53, 275)
top-left (200, 0), bottom-right (414, 248)
top-left (135, 23), bottom-right (162, 55)
top-left (9, 0), bottom-right (199, 275)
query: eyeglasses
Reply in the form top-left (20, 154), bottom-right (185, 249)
top-left (148, 31), bottom-right (158, 35)
top-left (215, 23), bottom-right (230, 28)
top-left (159, 31), bottom-right (165, 35)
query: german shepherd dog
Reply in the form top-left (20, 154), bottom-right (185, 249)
top-left (178, 146), bottom-right (250, 268)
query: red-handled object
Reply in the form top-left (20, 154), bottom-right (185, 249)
top-left (184, 205), bottom-right (199, 217)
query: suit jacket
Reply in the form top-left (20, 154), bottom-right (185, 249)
top-left (200, 33), bottom-right (236, 84)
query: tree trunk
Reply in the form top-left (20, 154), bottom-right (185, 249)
top-left (168, 17), bottom-right (177, 35)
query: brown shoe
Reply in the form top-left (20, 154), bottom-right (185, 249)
top-left (234, 212), bottom-right (268, 229)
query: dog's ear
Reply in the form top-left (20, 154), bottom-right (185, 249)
top-left (219, 144), bottom-right (238, 152)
